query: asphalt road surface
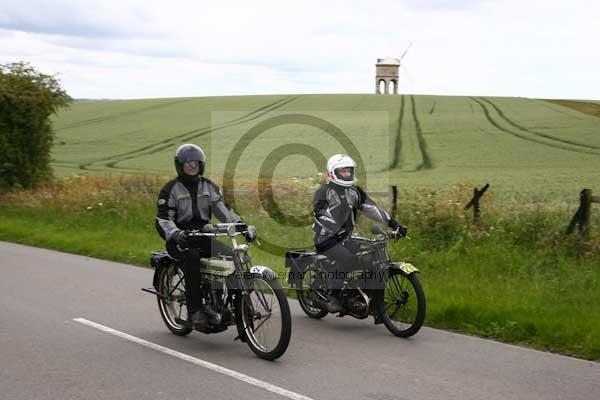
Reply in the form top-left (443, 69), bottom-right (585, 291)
top-left (1, 241), bottom-right (598, 400)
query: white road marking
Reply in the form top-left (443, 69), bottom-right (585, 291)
top-left (73, 318), bottom-right (314, 400)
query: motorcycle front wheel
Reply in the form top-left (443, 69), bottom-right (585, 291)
top-left (376, 270), bottom-right (426, 338)
top-left (235, 276), bottom-right (292, 360)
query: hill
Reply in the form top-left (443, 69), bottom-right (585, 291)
top-left (51, 94), bottom-right (600, 204)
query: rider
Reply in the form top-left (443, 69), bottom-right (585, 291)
top-left (312, 154), bottom-right (407, 313)
top-left (156, 143), bottom-right (254, 327)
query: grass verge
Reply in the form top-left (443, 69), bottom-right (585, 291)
top-left (1, 175), bottom-right (598, 360)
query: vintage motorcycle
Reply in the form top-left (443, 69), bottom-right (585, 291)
top-left (143, 223), bottom-right (292, 360)
top-left (285, 225), bottom-right (426, 337)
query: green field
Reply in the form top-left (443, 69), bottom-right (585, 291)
top-left (51, 94), bottom-right (600, 204)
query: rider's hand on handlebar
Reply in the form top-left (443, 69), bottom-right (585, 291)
top-left (389, 219), bottom-right (408, 239)
top-left (172, 230), bottom-right (189, 247)
top-left (244, 225), bottom-right (257, 243)
top-left (200, 224), bottom-right (215, 233)
top-left (391, 227), bottom-right (407, 239)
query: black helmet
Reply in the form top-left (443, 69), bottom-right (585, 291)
top-left (174, 144), bottom-right (206, 177)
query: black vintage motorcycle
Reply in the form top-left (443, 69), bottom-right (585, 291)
top-left (143, 223), bottom-right (292, 360)
top-left (285, 226), bottom-right (426, 337)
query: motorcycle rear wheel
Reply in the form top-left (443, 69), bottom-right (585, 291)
top-left (157, 265), bottom-right (193, 336)
top-left (296, 263), bottom-right (328, 319)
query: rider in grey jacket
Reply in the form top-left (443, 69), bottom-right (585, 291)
top-left (156, 143), bottom-right (251, 327)
top-left (312, 154), bottom-right (407, 313)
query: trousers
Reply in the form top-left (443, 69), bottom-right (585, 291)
top-left (166, 237), bottom-right (233, 313)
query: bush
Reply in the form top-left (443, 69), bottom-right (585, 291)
top-left (0, 62), bottom-right (71, 189)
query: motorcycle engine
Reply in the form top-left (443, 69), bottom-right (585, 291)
top-left (344, 292), bottom-right (369, 318)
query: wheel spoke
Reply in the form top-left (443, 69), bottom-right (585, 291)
top-left (387, 285), bottom-right (401, 301)
top-left (254, 288), bottom-right (271, 313)
top-left (391, 276), bottom-right (404, 295)
top-left (169, 273), bottom-right (185, 297)
top-left (268, 290), bottom-right (276, 310)
top-left (391, 304), bottom-right (402, 319)
top-left (253, 315), bottom-right (270, 333)
top-left (384, 302), bottom-right (394, 313)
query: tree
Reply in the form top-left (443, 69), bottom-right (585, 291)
top-left (0, 62), bottom-right (71, 189)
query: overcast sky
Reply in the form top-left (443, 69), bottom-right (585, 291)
top-left (1, 0), bottom-right (598, 99)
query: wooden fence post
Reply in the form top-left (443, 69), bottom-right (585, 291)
top-left (465, 183), bottom-right (490, 222)
top-left (566, 189), bottom-right (595, 236)
top-left (567, 189), bottom-right (595, 237)
top-left (390, 185), bottom-right (398, 218)
top-left (580, 189), bottom-right (592, 236)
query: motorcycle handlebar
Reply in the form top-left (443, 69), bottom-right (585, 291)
top-left (354, 228), bottom-right (408, 242)
top-left (369, 225), bottom-right (407, 239)
top-left (186, 223), bottom-right (249, 237)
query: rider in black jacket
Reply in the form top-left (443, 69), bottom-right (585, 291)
top-left (156, 144), bottom-right (254, 327)
top-left (312, 154), bottom-right (407, 312)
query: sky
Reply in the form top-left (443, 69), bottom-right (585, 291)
top-left (1, 0), bottom-right (598, 100)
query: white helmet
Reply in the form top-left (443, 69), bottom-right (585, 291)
top-left (326, 154), bottom-right (357, 187)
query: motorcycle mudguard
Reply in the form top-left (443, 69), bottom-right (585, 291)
top-left (389, 261), bottom-right (419, 275)
top-left (249, 265), bottom-right (278, 281)
top-left (284, 250), bottom-right (326, 287)
top-left (150, 251), bottom-right (175, 289)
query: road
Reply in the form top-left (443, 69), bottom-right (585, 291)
top-left (1, 241), bottom-right (598, 400)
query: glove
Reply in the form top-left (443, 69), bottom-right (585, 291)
top-left (389, 219), bottom-right (408, 237)
top-left (244, 225), bottom-right (257, 242)
top-left (172, 230), bottom-right (189, 247)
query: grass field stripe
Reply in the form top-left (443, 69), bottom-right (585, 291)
top-left (532, 98), bottom-right (584, 120)
top-left (410, 95), bottom-right (432, 170)
top-left (105, 96), bottom-right (300, 170)
top-left (57, 98), bottom-right (194, 131)
top-left (470, 97), bottom-right (598, 155)
top-left (73, 318), bottom-right (314, 400)
top-left (98, 95), bottom-right (299, 170)
top-left (78, 96), bottom-right (292, 168)
top-left (78, 98), bottom-right (285, 167)
top-left (389, 94), bottom-right (405, 170)
top-left (480, 97), bottom-right (600, 151)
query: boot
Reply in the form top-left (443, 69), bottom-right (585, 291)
top-left (202, 303), bottom-right (222, 325)
top-left (188, 310), bottom-right (208, 328)
top-left (221, 308), bottom-right (233, 324)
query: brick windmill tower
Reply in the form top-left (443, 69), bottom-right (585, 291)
top-left (375, 43), bottom-right (412, 95)
top-left (375, 58), bottom-right (400, 94)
